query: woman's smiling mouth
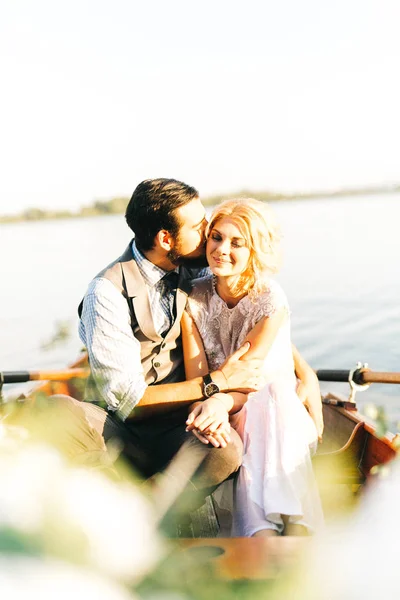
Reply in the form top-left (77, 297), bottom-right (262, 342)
top-left (212, 257), bottom-right (231, 265)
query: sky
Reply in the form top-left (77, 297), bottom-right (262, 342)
top-left (1, 0), bottom-right (399, 215)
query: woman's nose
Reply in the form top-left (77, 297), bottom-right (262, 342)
top-left (217, 239), bottom-right (230, 253)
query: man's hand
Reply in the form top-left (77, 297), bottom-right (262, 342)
top-left (292, 345), bottom-right (324, 442)
top-left (218, 342), bottom-right (266, 393)
top-left (297, 373), bottom-right (324, 442)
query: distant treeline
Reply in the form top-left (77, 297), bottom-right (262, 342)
top-left (1, 184), bottom-right (399, 224)
top-left (0, 197), bottom-right (129, 224)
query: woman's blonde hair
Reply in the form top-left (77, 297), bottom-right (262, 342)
top-left (206, 198), bottom-right (282, 298)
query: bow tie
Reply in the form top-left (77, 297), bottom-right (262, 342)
top-left (162, 271), bottom-right (179, 291)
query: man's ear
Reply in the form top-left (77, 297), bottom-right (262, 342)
top-left (155, 229), bottom-right (173, 252)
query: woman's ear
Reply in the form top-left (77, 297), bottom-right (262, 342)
top-left (155, 229), bottom-right (173, 251)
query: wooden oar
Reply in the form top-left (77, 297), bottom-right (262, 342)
top-left (316, 368), bottom-right (400, 385)
top-left (0, 368), bottom-right (89, 385)
top-left (3, 367), bottom-right (400, 386)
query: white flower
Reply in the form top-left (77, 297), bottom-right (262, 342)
top-left (60, 468), bottom-right (162, 581)
top-left (290, 458), bottom-right (400, 599)
top-left (0, 556), bottom-right (138, 600)
top-left (0, 439), bottom-right (162, 583)
top-left (0, 444), bottom-right (65, 531)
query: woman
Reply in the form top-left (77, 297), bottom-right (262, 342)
top-left (181, 198), bottom-right (324, 536)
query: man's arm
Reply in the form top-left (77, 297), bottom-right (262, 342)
top-left (79, 278), bottom-right (148, 421)
top-left (133, 342), bottom-right (260, 419)
top-left (292, 344), bottom-right (324, 441)
top-left (80, 279), bottom-right (264, 421)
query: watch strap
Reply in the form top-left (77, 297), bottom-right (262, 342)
top-left (203, 373), bottom-right (212, 387)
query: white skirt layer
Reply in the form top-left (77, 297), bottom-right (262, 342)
top-left (214, 380), bottom-right (324, 536)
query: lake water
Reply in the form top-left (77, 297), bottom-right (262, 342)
top-left (1, 195), bottom-right (399, 426)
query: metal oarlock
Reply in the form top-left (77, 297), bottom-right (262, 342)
top-left (348, 362), bottom-right (371, 403)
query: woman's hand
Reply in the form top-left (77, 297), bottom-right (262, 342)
top-left (191, 421), bottom-right (231, 448)
top-left (186, 394), bottom-right (232, 447)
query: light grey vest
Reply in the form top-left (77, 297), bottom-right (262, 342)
top-left (79, 242), bottom-right (194, 387)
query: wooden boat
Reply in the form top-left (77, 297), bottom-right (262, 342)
top-left (1, 355), bottom-right (399, 580)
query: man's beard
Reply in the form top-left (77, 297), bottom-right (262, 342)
top-left (167, 245), bottom-right (209, 269)
top-left (180, 254), bottom-right (209, 268)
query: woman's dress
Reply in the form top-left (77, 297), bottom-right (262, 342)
top-left (187, 275), bottom-right (324, 535)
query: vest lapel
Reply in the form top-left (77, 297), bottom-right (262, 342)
top-left (120, 250), bottom-right (162, 342)
top-left (120, 246), bottom-right (193, 342)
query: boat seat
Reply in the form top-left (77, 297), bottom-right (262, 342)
top-left (312, 421), bottom-right (367, 485)
top-left (173, 536), bottom-right (306, 580)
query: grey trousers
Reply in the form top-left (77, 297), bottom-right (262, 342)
top-left (6, 394), bottom-right (243, 519)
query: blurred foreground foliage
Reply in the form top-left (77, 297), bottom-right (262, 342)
top-left (41, 320), bottom-right (72, 351)
top-left (1, 388), bottom-right (398, 599)
top-left (0, 399), bottom-right (298, 600)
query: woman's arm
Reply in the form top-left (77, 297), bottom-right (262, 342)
top-left (190, 308), bottom-right (287, 438)
top-left (181, 310), bottom-right (247, 446)
top-left (238, 310), bottom-right (324, 441)
top-left (240, 307), bottom-right (288, 361)
top-left (181, 309), bottom-right (209, 380)
top-left (181, 311), bottom-right (248, 414)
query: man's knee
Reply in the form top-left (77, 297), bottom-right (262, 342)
top-left (3, 394), bottom-right (110, 467)
top-left (222, 432), bottom-right (243, 473)
top-left (193, 429), bottom-right (243, 489)
top-left (210, 430), bottom-right (243, 478)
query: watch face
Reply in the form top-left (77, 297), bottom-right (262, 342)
top-left (205, 382), bottom-right (220, 397)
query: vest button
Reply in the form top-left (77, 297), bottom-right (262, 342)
top-left (154, 361), bottom-right (161, 368)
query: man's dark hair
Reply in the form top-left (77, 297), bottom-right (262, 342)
top-left (125, 178), bottom-right (199, 251)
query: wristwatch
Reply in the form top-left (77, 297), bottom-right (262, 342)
top-left (203, 373), bottom-right (220, 398)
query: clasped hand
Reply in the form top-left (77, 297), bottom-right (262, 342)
top-left (186, 394), bottom-right (231, 448)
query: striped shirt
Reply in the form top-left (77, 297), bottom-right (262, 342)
top-left (79, 241), bottom-right (178, 420)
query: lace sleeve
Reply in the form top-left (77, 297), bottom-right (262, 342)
top-left (250, 280), bottom-right (290, 321)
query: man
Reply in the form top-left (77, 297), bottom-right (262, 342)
top-left (77, 178), bottom-right (262, 487)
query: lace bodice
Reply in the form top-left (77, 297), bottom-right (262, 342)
top-left (186, 276), bottom-right (295, 381)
